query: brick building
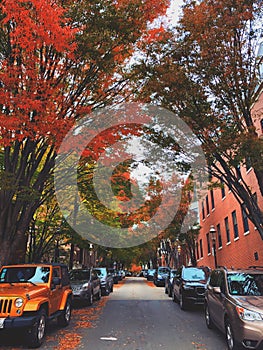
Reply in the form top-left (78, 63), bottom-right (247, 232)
top-left (196, 90), bottom-right (263, 269)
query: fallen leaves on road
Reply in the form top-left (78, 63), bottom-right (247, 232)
top-left (47, 295), bottom-right (111, 350)
top-left (145, 281), bottom-right (155, 288)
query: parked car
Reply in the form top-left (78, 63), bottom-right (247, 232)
top-left (172, 265), bottom-right (210, 310)
top-left (124, 270), bottom-right (132, 277)
top-left (117, 270), bottom-right (124, 281)
top-left (205, 266), bottom-right (263, 350)
top-left (69, 268), bottom-right (101, 305)
top-left (137, 269), bottom-right (148, 277)
top-left (93, 267), bottom-right (114, 295)
top-left (154, 266), bottom-right (171, 287)
top-left (0, 263), bottom-right (72, 348)
top-left (146, 269), bottom-right (156, 281)
top-left (165, 269), bottom-right (177, 297)
top-left (107, 268), bottom-right (119, 284)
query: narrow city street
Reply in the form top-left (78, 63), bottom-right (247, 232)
top-left (0, 277), bottom-right (227, 350)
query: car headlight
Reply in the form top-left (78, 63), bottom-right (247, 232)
top-left (81, 284), bottom-right (89, 291)
top-left (158, 274), bottom-right (162, 279)
top-left (236, 306), bottom-right (263, 321)
top-left (15, 298), bottom-right (24, 308)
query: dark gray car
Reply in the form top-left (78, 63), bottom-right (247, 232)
top-left (93, 267), bottom-right (114, 295)
top-left (69, 268), bottom-right (101, 305)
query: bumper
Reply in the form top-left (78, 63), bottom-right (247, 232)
top-left (184, 296), bottom-right (205, 304)
top-left (155, 279), bottom-right (165, 286)
top-left (0, 315), bottom-right (38, 329)
top-left (233, 320), bottom-right (263, 349)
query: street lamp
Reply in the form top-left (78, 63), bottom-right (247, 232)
top-left (210, 225), bottom-right (217, 268)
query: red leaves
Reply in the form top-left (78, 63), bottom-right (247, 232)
top-left (0, 0), bottom-right (76, 146)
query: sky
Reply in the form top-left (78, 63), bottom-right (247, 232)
top-left (167, 0), bottom-right (185, 26)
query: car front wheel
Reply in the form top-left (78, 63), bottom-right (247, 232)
top-left (87, 292), bottom-right (93, 306)
top-left (225, 319), bottom-right (239, 350)
top-left (179, 293), bottom-right (187, 310)
top-left (27, 309), bottom-right (46, 348)
top-left (58, 298), bottom-right (71, 327)
top-left (97, 288), bottom-right (102, 300)
top-left (205, 304), bottom-right (213, 329)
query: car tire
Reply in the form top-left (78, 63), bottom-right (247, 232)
top-left (172, 289), bottom-right (177, 302)
top-left (57, 298), bottom-right (71, 327)
top-left (179, 292), bottom-right (187, 310)
top-left (26, 309), bottom-right (46, 348)
top-left (205, 304), bottom-right (213, 329)
top-left (105, 285), bottom-right (110, 296)
top-left (87, 292), bottom-right (93, 306)
top-left (225, 319), bottom-right (239, 350)
top-left (97, 289), bottom-right (102, 300)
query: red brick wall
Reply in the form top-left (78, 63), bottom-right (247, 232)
top-left (196, 92), bottom-right (263, 269)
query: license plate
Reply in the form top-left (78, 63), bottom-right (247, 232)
top-left (0, 318), bottom-right (5, 328)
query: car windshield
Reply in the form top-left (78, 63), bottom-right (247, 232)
top-left (94, 269), bottom-right (106, 277)
top-left (69, 270), bottom-right (90, 281)
top-left (182, 268), bottom-right (206, 281)
top-left (171, 270), bottom-right (177, 278)
top-left (0, 266), bottom-right (50, 284)
top-left (227, 273), bottom-right (263, 296)
top-left (158, 268), bottom-right (170, 274)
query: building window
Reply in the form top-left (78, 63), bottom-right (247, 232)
top-left (253, 192), bottom-right (258, 205)
top-left (221, 178), bottom-right (225, 198)
top-left (200, 239), bottom-right (203, 258)
top-left (206, 195), bottom-right (210, 215)
top-left (196, 242), bottom-right (199, 260)
top-left (206, 233), bottom-right (211, 254)
top-left (245, 156), bottom-right (252, 171)
top-left (217, 223), bottom-right (222, 248)
top-left (225, 217), bottom-right (230, 243)
top-left (201, 201), bottom-right (205, 220)
top-left (241, 203), bottom-right (249, 233)
top-left (236, 164), bottom-right (241, 181)
top-left (210, 189), bottom-right (215, 210)
top-left (232, 210), bottom-right (239, 239)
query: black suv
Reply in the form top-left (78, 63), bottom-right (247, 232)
top-left (172, 266), bottom-right (210, 310)
top-left (205, 266), bottom-right (263, 350)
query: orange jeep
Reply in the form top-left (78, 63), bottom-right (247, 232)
top-left (0, 263), bottom-right (72, 348)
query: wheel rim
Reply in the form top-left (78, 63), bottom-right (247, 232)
top-left (226, 323), bottom-right (234, 350)
top-left (65, 303), bottom-right (71, 322)
top-left (179, 294), bottom-right (183, 307)
top-left (37, 315), bottom-right (46, 341)
top-left (205, 306), bottom-right (210, 325)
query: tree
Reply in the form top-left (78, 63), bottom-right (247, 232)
top-left (129, 0), bottom-right (263, 238)
top-left (0, 0), bottom-right (170, 264)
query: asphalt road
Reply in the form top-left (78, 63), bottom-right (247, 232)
top-left (0, 277), bottom-right (228, 350)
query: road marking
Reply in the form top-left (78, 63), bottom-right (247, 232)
top-left (100, 337), bottom-right (118, 341)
